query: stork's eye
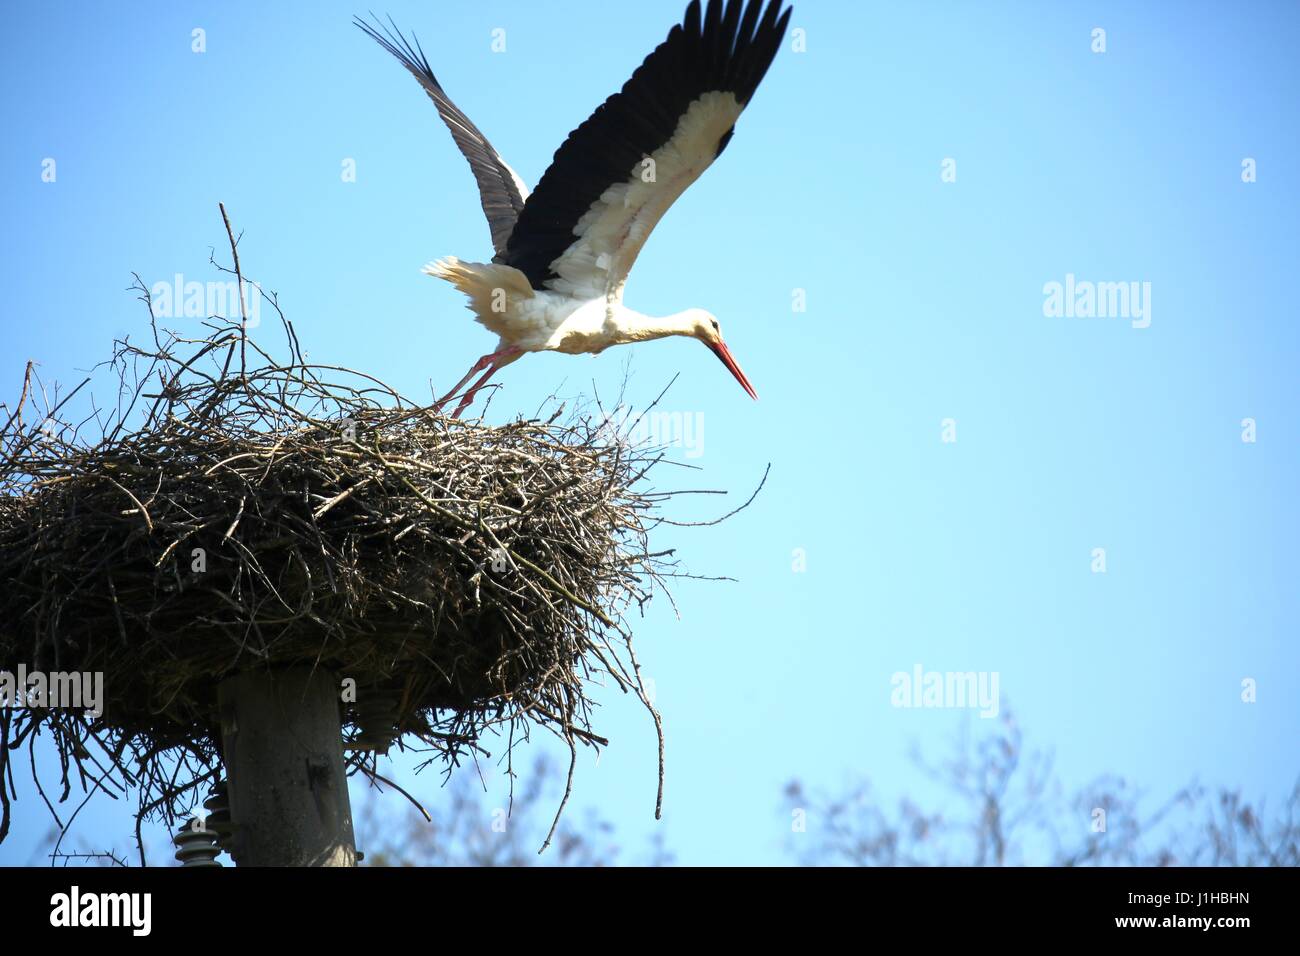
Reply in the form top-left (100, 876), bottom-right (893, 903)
top-left (710, 319), bottom-right (719, 332)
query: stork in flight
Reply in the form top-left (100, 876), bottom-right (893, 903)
top-left (358, 0), bottom-right (792, 417)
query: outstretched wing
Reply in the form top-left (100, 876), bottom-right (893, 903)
top-left (356, 15), bottom-right (529, 256)
top-left (495, 0), bottom-right (792, 298)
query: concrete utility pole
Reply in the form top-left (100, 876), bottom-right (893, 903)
top-left (218, 667), bottom-right (356, 866)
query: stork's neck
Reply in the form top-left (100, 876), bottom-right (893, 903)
top-left (610, 307), bottom-right (700, 344)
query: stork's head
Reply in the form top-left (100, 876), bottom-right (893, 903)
top-left (686, 309), bottom-right (758, 401)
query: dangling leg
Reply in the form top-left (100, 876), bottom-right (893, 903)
top-left (435, 345), bottom-right (518, 411)
top-left (451, 364), bottom-right (502, 419)
top-left (449, 346), bottom-right (523, 419)
top-left (435, 353), bottom-right (493, 410)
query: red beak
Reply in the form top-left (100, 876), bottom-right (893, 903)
top-left (707, 340), bottom-right (758, 401)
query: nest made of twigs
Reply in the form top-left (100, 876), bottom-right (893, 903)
top-left (0, 255), bottom-right (716, 850)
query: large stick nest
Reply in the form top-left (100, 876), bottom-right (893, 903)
top-left (0, 229), bottom-right (742, 855)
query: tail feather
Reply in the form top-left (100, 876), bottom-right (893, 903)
top-left (423, 257), bottom-right (533, 337)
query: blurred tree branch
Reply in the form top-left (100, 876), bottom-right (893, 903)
top-left (784, 710), bottom-right (1299, 867)
top-left (353, 755), bottom-right (672, 867)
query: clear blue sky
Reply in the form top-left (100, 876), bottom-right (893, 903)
top-left (2, 0), bottom-right (1297, 866)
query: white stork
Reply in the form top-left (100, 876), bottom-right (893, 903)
top-left (358, 0), bottom-right (791, 417)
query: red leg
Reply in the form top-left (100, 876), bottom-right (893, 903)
top-left (441, 345), bottom-right (524, 419)
top-left (435, 352), bottom-right (495, 409)
top-left (451, 362), bottom-right (503, 418)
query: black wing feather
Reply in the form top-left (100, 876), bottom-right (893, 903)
top-left (497, 0), bottom-right (792, 290)
top-left (356, 15), bottom-right (528, 256)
